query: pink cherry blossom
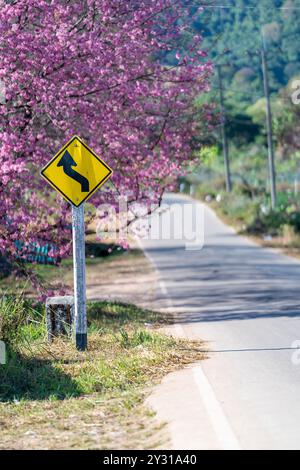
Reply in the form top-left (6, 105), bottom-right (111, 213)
top-left (0, 1), bottom-right (212, 264)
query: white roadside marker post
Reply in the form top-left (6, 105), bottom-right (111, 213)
top-left (72, 203), bottom-right (87, 351)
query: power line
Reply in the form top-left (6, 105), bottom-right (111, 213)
top-left (211, 84), bottom-right (295, 102)
top-left (201, 4), bottom-right (300, 11)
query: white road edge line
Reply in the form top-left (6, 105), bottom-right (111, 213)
top-left (192, 366), bottom-right (242, 450)
top-left (159, 278), bottom-right (242, 450)
top-left (138, 237), bottom-right (242, 450)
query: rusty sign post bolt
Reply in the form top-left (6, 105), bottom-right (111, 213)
top-left (72, 203), bottom-right (87, 351)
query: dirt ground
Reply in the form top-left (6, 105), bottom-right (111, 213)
top-left (86, 248), bottom-right (159, 307)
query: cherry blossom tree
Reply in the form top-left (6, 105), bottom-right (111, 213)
top-left (0, 0), bottom-right (212, 266)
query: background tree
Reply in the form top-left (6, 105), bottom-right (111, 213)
top-left (0, 0), bottom-right (212, 264)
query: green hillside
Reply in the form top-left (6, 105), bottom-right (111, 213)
top-left (167, 1), bottom-right (300, 99)
top-left (180, 2), bottom-right (300, 240)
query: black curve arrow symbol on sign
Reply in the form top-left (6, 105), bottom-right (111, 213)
top-left (57, 150), bottom-right (90, 192)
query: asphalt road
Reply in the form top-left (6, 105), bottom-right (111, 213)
top-left (141, 193), bottom-right (300, 450)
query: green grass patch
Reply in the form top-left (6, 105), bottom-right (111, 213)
top-left (0, 296), bottom-right (203, 449)
top-left (0, 298), bottom-right (174, 402)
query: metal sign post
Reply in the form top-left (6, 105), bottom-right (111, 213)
top-left (72, 203), bottom-right (87, 351)
top-left (41, 136), bottom-right (113, 351)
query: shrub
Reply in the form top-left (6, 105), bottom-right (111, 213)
top-left (288, 211), bottom-right (300, 233)
top-left (259, 209), bottom-right (287, 234)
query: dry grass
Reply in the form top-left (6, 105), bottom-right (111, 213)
top-left (0, 300), bottom-right (205, 449)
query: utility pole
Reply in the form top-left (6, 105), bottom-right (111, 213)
top-left (216, 64), bottom-right (232, 192)
top-left (261, 31), bottom-right (277, 209)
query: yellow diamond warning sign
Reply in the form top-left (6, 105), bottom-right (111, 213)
top-left (41, 136), bottom-right (113, 207)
